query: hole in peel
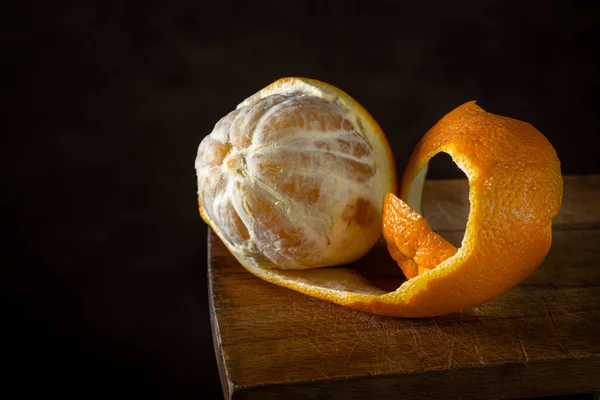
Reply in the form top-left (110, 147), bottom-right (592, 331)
top-left (344, 241), bottom-right (408, 293)
top-left (422, 152), bottom-right (469, 248)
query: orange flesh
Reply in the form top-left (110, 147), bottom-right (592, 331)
top-left (205, 96), bottom-right (376, 256)
top-left (196, 80), bottom-right (396, 270)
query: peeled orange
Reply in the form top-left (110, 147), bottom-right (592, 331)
top-left (196, 78), bottom-right (397, 270)
top-left (198, 83), bottom-right (562, 318)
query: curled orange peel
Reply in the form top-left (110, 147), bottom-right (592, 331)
top-left (208, 101), bottom-right (563, 317)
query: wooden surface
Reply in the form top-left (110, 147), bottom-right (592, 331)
top-left (208, 175), bottom-right (600, 399)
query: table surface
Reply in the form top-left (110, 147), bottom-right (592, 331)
top-left (208, 175), bottom-right (600, 399)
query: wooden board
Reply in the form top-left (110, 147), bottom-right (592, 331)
top-left (208, 175), bottom-right (600, 399)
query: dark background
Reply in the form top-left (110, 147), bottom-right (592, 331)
top-left (3, 1), bottom-right (599, 399)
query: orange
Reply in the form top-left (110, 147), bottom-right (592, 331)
top-left (199, 93), bottom-right (562, 318)
top-left (196, 78), bottom-right (397, 270)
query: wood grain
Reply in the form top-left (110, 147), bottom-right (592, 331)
top-left (208, 175), bottom-right (600, 399)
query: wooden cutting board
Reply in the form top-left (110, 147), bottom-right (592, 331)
top-left (208, 175), bottom-right (600, 399)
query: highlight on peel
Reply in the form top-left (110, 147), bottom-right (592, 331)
top-left (196, 77), bottom-right (397, 271)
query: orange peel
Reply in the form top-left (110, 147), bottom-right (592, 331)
top-left (201, 96), bottom-right (562, 317)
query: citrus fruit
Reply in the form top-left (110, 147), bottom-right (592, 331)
top-left (199, 94), bottom-right (562, 318)
top-left (196, 77), bottom-right (397, 270)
